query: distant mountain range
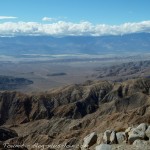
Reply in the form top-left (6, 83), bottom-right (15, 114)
top-left (93, 60), bottom-right (150, 81)
top-left (0, 33), bottom-right (150, 56)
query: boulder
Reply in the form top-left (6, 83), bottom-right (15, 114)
top-left (82, 132), bottom-right (97, 148)
top-left (110, 131), bottom-right (117, 144)
top-left (103, 130), bottom-right (112, 144)
top-left (145, 126), bottom-right (150, 139)
top-left (103, 130), bottom-right (117, 144)
top-left (128, 128), bottom-right (146, 144)
top-left (136, 123), bottom-right (148, 132)
top-left (95, 144), bottom-right (112, 150)
top-left (133, 139), bottom-right (150, 149)
top-left (0, 127), bottom-right (18, 141)
top-left (125, 127), bottom-right (132, 142)
top-left (97, 133), bottom-right (103, 145)
top-left (125, 127), bottom-right (132, 133)
top-left (116, 132), bottom-right (126, 144)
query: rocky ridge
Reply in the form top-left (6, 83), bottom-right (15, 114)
top-left (93, 60), bottom-right (150, 82)
top-left (0, 78), bottom-right (150, 149)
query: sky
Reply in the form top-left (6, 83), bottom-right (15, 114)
top-left (0, 0), bottom-right (150, 36)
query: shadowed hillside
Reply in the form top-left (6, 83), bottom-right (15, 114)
top-left (0, 75), bottom-right (33, 90)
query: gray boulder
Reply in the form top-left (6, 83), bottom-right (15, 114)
top-left (110, 131), bottom-right (117, 144)
top-left (128, 128), bottom-right (146, 144)
top-left (103, 130), bottom-right (117, 144)
top-left (125, 127), bottom-right (132, 142)
top-left (133, 139), bottom-right (150, 150)
top-left (136, 123), bottom-right (148, 132)
top-left (116, 132), bottom-right (126, 144)
top-left (95, 144), bottom-right (112, 150)
top-left (97, 133), bottom-right (103, 145)
top-left (103, 130), bottom-right (112, 144)
top-left (145, 126), bottom-right (150, 139)
top-left (82, 132), bottom-right (97, 149)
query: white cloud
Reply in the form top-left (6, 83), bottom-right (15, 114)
top-left (42, 16), bottom-right (67, 22)
top-left (0, 20), bottom-right (150, 36)
top-left (42, 17), bottom-right (57, 22)
top-left (0, 16), bottom-right (17, 20)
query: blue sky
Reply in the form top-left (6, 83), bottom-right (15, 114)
top-left (0, 0), bottom-right (150, 24)
top-left (0, 0), bottom-right (150, 36)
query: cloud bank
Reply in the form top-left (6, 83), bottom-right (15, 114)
top-left (0, 16), bottom-right (17, 20)
top-left (0, 20), bottom-right (150, 36)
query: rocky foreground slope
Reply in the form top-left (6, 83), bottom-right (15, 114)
top-left (0, 78), bottom-right (150, 149)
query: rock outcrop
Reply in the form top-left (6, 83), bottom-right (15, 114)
top-left (82, 132), bottom-right (97, 149)
top-left (116, 132), bottom-right (126, 144)
top-left (146, 126), bottom-right (150, 139)
top-left (128, 128), bottom-right (146, 144)
top-left (81, 123), bottom-right (150, 150)
top-left (103, 130), bottom-right (117, 144)
top-left (95, 144), bottom-right (112, 150)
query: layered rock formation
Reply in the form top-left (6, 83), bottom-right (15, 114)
top-left (0, 78), bottom-right (150, 149)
